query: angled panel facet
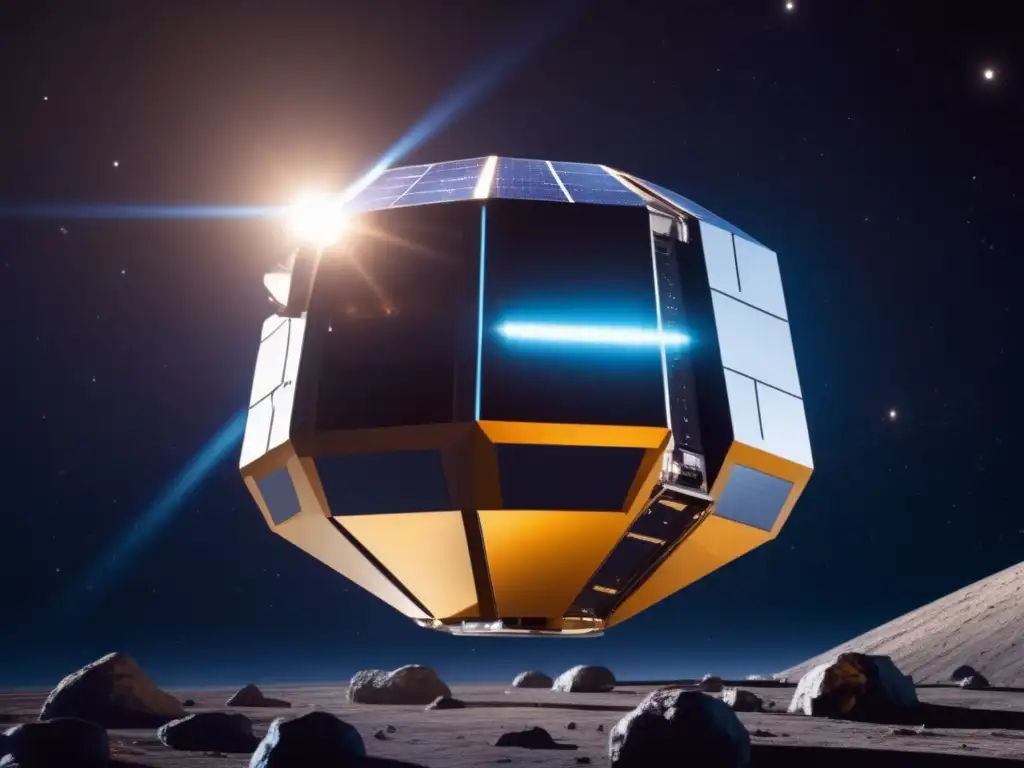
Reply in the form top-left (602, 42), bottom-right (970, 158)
top-left (338, 511), bottom-right (477, 619)
top-left (479, 510), bottom-right (630, 619)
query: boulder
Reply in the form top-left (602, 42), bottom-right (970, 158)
top-left (347, 666), bottom-right (450, 705)
top-left (700, 674), bottom-right (724, 693)
top-left (788, 652), bottom-right (918, 721)
top-left (157, 712), bottom-right (260, 753)
top-left (182, 699), bottom-right (196, 707)
top-left (0, 756), bottom-right (16, 768)
top-left (250, 711), bottom-right (365, 767)
top-left (951, 665), bottom-right (978, 683)
top-left (960, 673), bottom-right (990, 690)
top-left (722, 688), bottom-right (763, 712)
top-left (39, 652), bottom-right (184, 728)
top-left (425, 695), bottom-right (465, 710)
top-left (493, 726), bottom-right (576, 750)
top-left (226, 684), bottom-right (291, 708)
top-left (609, 689), bottom-right (750, 768)
top-left (552, 665), bottom-right (615, 693)
top-left (3, 718), bottom-right (109, 767)
top-left (512, 671), bottom-right (554, 689)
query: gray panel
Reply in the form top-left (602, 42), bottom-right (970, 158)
top-left (550, 161), bottom-right (646, 206)
top-left (630, 176), bottom-right (763, 246)
top-left (713, 465), bottom-right (792, 532)
top-left (317, 450), bottom-right (452, 515)
top-left (733, 236), bottom-right (789, 320)
top-left (494, 157), bottom-right (567, 202)
top-left (257, 468), bottom-right (301, 525)
top-left (757, 383), bottom-right (813, 468)
top-left (391, 157), bottom-right (485, 208)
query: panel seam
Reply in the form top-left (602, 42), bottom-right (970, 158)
top-left (546, 160), bottom-right (574, 203)
top-left (710, 288), bottom-right (788, 323)
top-left (390, 163), bottom-right (435, 207)
top-left (731, 233), bottom-right (742, 293)
top-left (723, 365), bottom-right (802, 400)
top-left (753, 380), bottom-right (765, 440)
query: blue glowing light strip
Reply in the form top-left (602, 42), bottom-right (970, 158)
top-left (474, 206), bottom-right (487, 420)
top-left (498, 322), bottom-right (690, 347)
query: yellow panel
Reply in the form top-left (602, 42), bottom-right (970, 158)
top-left (479, 421), bottom-right (668, 449)
top-left (607, 515), bottom-right (770, 628)
top-left (479, 510), bottom-right (630, 618)
top-left (337, 511), bottom-right (478, 620)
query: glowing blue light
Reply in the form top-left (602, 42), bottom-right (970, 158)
top-left (498, 322), bottom-right (690, 347)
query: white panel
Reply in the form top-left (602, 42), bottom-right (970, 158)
top-left (734, 238), bottom-right (789, 320)
top-left (757, 383), bottom-right (813, 468)
top-left (240, 397), bottom-right (273, 469)
top-left (261, 315), bottom-right (287, 341)
top-left (712, 292), bottom-right (802, 397)
top-left (723, 369), bottom-right (763, 449)
top-left (699, 222), bottom-right (740, 295)
top-left (250, 321), bottom-right (289, 406)
top-left (283, 317), bottom-right (306, 385)
top-left (268, 383), bottom-right (294, 451)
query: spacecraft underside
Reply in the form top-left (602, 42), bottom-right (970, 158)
top-left (240, 156), bottom-right (813, 636)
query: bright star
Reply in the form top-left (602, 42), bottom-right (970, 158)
top-left (983, 68), bottom-right (995, 81)
top-left (888, 409), bottom-right (897, 421)
top-left (785, 1), bottom-right (795, 10)
top-left (112, 160), bottom-right (120, 168)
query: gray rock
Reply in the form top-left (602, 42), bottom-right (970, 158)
top-left (959, 673), bottom-right (990, 690)
top-left (347, 666), bottom-right (450, 705)
top-left (552, 665), bottom-right (615, 693)
top-left (722, 688), bottom-right (763, 712)
top-left (182, 698), bottom-right (196, 707)
top-left (425, 695), bottom-right (465, 710)
top-left (158, 712), bottom-right (259, 753)
top-left (226, 684), bottom-right (291, 708)
top-left (788, 652), bottom-right (918, 721)
top-left (512, 671), bottom-right (553, 689)
top-left (39, 652), bottom-right (184, 728)
top-left (250, 711), bottom-right (365, 767)
top-left (493, 726), bottom-right (577, 750)
top-left (700, 674), bottom-right (724, 693)
top-left (610, 689), bottom-right (750, 768)
top-left (0, 756), bottom-right (18, 768)
top-left (3, 717), bottom-right (109, 767)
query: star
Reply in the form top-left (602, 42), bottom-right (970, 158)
top-left (112, 160), bottom-right (120, 168)
top-left (888, 408), bottom-right (898, 421)
top-left (983, 68), bottom-right (996, 81)
top-left (59, 227), bottom-right (67, 235)
top-left (42, 96), bottom-right (49, 102)
top-left (784, 0), bottom-right (795, 10)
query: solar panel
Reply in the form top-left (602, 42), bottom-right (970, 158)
top-left (549, 161), bottom-right (646, 207)
top-left (346, 165), bottom-right (432, 214)
top-left (493, 157), bottom-right (569, 202)
top-left (628, 175), bottom-right (762, 245)
top-left (390, 157), bottom-right (485, 208)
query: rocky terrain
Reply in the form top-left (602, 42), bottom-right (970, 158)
top-left (780, 561), bottom-right (1024, 687)
top-left (4, 652), bottom-right (1024, 766)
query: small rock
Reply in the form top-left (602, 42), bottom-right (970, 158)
top-left (157, 712), bottom-right (259, 753)
top-left (493, 726), bottom-right (577, 750)
top-left (250, 711), bottom-right (366, 767)
top-left (39, 652), bottom-right (184, 728)
top-left (788, 652), bottom-right (918, 721)
top-left (3, 717), bottom-right (109, 766)
top-left (567, 721), bottom-right (577, 730)
top-left (960, 673), bottom-right (990, 690)
top-left (700, 674), bottom-right (724, 693)
top-left (610, 689), bottom-right (750, 768)
top-left (576, 758), bottom-right (592, 764)
top-left (182, 699), bottom-right (196, 707)
top-left (512, 671), bottom-right (554, 689)
top-left (552, 666), bottom-right (615, 693)
top-left (204, 752), bottom-right (228, 758)
top-left (597, 724), bottom-right (605, 733)
top-left (425, 695), bottom-right (465, 710)
top-left (386, 724), bottom-right (397, 733)
top-left (226, 684), bottom-right (291, 708)
top-left (951, 665), bottom-right (979, 683)
top-left (373, 729), bottom-right (388, 740)
top-left (752, 729), bottom-right (778, 738)
top-left (348, 666), bottom-right (451, 705)
top-left (722, 688), bottom-right (763, 712)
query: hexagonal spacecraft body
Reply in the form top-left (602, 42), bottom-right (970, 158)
top-left (240, 156), bottom-right (813, 636)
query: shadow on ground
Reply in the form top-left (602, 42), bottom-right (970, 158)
top-left (752, 744), bottom-right (1018, 767)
